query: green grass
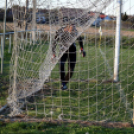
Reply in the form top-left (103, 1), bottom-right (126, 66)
top-left (25, 39), bottom-right (133, 122)
top-left (0, 121), bottom-right (134, 134)
top-left (2, 36), bottom-right (134, 121)
top-left (4, 35), bottom-right (133, 122)
top-left (0, 40), bottom-right (12, 107)
top-left (1, 35), bottom-right (134, 133)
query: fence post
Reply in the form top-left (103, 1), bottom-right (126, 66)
top-left (32, 0), bottom-right (37, 42)
top-left (26, 31), bottom-right (28, 44)
top-left (20, 32), bottom-right (24, 49)
top-left (25, 0), bottom-right (29, 31)
top-left (30, 32), bottom-right (32, 45)
top-left (8, 34), bottom-right (12, 53)
top-left (37, 30), bottom-right (39, 39)
top-left (0, 36), bottom-right (1, 58)
top-left (1, 36), bottom-right (4, 73)
top-left (1, 0), bottom-right (7, 74)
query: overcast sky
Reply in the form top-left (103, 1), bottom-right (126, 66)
top-left (0, 0), bottom-right (134, 15)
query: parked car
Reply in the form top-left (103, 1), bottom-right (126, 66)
top-left (36, 17), bottom-right (46, 24)
top-left (92, 17), bottom-right (102, 27)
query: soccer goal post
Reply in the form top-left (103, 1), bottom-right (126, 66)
top-left (1, 0), bottom-right (134, 124)
top-left (114, 0), bottom-right (122, 82)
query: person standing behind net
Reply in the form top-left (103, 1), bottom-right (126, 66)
top-left (52, 24), bottom-right (86, 90)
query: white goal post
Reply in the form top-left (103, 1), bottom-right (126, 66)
top-left (2, 0), bottom-right (134, 124)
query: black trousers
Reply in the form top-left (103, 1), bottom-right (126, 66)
top-left (60, 44), bottom-right (76, 84)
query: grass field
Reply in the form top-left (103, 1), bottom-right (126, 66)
top-left (17, 35), bottom-right (134, 122)
top-left (0, 40), bottom-right (12, 107)
top-left (1, 121), bottom-right (134, 134)
top-left (1, 35), bottom-right (134, 133)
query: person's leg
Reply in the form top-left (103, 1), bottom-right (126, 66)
top-left (64, 45), bottom-right (76, 84)
top-left (60, 52), bottom-right (68, 89)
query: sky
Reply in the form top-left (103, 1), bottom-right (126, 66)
top-left (0, 0), bottom-right (134, 15)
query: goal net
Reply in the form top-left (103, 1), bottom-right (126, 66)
top-left (5, 0), bottom-right (134, 123)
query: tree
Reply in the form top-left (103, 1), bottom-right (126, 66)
top-left (121, 12), bottom-right (128, 21)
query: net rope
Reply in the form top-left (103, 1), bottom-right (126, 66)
top-left (4, 0), bottom-right (134, 123)
top-left (8, 0), bottom-right (113, 116)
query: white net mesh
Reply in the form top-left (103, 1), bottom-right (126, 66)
top-left (6, 0), bottom-right (134, 123)
top-left (8, 0), bottom-right (113, 116)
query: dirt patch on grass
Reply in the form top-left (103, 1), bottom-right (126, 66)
top-left (0, 116), bottom-right (133, 128)
top-left (0, 23), bottom-right (134, 37)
